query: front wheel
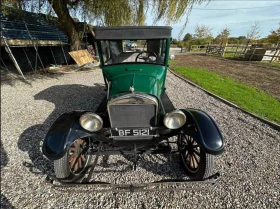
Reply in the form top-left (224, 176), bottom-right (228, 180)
top-left (178, 134), bottom-right (214, 180)
top-left (54, 138), bottom-right (92, 182)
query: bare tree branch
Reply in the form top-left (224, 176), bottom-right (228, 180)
top-left (246, 21), bottom-right (261, 44)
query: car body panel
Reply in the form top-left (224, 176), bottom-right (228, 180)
top-left (103, 64), bottom-right (167, 98)
top-left (42, 108), bottom-right (224, 161)
top-left (42, 111), bottom-right (94, 160)
top-left (181, 109), bottom-right (225, 155)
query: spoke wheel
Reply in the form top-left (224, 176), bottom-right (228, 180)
top-left (181, 135), bottom-right (200, 172)
top-left (68, 138), bottom-right (89, 175)
top-left (54, 138), bottom-right (92, 182)
top-left (178, 134), bottom-right (214, 180)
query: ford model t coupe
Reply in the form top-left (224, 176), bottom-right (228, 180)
top-left (43, 26), bottom-right (224, 187)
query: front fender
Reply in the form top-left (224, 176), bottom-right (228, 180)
top-left (181, 109), bottom-right (225, 155)
top-left (42, 111), bottom-right (95, 160)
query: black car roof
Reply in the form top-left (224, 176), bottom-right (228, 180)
top-left (93, 26), bottom-right (172, 40)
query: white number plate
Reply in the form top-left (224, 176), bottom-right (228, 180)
top-left (111, 128), bottom-right (156, 136)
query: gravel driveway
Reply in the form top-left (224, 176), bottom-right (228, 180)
top-left (1, 69), bottom-right (279, 208)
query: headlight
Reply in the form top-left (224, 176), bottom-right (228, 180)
top-left (163, 110), bottom-right (186, 129)
top-left (79, 113), bottom-right (103, 132)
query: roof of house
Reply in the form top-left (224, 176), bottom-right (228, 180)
top-left (0, 7), bottom-right (68, 44)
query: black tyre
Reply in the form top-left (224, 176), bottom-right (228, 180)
top-left (54, 138), bottom-right (92, 182)
top-left (178, 134), bottom-right (214, 180)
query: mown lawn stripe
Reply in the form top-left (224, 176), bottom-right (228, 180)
top-left (171, 66), bottom-right (280, 124)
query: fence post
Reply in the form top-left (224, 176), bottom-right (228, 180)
top-left (270, 43), bottom-right (279, 63)
top-left (249, 45), bottom-right (257, 61)
top-left (222, 42), bottom-right (228, 57)
top-left (206, 43), bottom-right (210, 54)
top-left (243, 41), bottom-right (250, 60)
top-left (234, 44), bottom-right (239, 57)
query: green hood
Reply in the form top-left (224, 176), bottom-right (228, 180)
top-left (109, 74), bottom-right (160, 97)
top-left (103, 64), bottom-right (167, 98)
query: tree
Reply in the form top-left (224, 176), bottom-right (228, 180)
top-left (228, 37), bottom-right (239, 44)
top-left (190, 38), bottom-right (211, 45)
top-left (246, 21), bottom-right (261, 44)
top-left (238, 36), bottom-right (246, 40)
top-left (194, 24), bottom-right (213, 39)
top-left (177, 40), bottom-right (189, 52)
top-left (171, 39), bottom-right (178, 44)
top-left (266, 22), bottom-right (280, 45)
top-left (217, 26), bottom-right (230, 45)
top-left (183, 33), bottom-right (192, 42)
top-left (237, 36), bottom-right (248, 44)
top-left (258, 38), bottom-right (267, 44)
top-left (2, 0), bottom-right (209, 50)
top-left (213, 35), bottom-right (220, 44)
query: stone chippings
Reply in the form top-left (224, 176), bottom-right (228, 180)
top-left (1, 70), bottom-right (279, 208)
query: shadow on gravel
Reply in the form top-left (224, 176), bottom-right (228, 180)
top-left (17, 83), bottom-right (186, 181)
top-left (18, 83), bottom-right (106, 176)
top-left (1, 140), bottom-right (8, 168)
top-left (1, 70), bottom-right (64, 87)
top-left (121, 154), bottom-right (186, 178)
top-left (0, 195), bottom-right (16, 209)
top-left (1, 140), bottom-right (16, 209)
top-left (93, 154), bottom-right (185, 179)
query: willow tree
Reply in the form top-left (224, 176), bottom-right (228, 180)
top-left (2, 0), bottom-right (208, 50)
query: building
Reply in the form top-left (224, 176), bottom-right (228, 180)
top-left (1, 7), bottom-right (70, 79)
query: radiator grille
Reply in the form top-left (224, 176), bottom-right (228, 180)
top-left (109, 104), bottom-right (156, 128)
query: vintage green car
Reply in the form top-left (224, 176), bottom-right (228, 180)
top-left (42, 26), bottom-right (224, 185)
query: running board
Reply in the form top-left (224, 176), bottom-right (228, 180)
top-left (45, 172), bottom-right (220, 193)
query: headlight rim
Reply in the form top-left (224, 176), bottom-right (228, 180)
top-left (163, 110), bottom-right (186, 129)
top-left (79, 112), bottom-right (103, 132)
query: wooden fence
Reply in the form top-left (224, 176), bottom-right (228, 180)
top-left (202, 43), bottom-right (280, 63)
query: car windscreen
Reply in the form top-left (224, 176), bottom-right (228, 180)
top-left (100, 39), bottom-right (167, 66)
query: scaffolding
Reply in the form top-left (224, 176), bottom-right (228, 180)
top-left (0, 7), bottom-right (69, 79)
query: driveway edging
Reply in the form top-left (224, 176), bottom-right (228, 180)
top-left (168, 68), bottom-right (280, 131)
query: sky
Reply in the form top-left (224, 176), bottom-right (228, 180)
top-left (16, 0), bottom-right (279, 39)
top-left (145, 0), bottom-right (280, 39)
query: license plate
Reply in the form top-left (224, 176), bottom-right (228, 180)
top-left (111, 128), bottom-right (157, 137)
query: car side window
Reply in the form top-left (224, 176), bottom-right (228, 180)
top-left (110, 41), bottom-right (122, 56)
top-left (101, 41), bottom-right (111, 63)
top-left (159, 39), bottom-right (167, 61)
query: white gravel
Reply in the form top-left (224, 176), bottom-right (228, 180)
top-left (1, 69), bottom-right (279, 208)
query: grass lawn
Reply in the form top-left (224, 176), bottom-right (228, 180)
top-left (190, 49), bottom-right (207, 53)
top-left (223, 52), bottom-right (238, 58)
top-left (170, 65), bottom-right (280, 124)
top-left (260, 62), bottom-right (280, 68)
